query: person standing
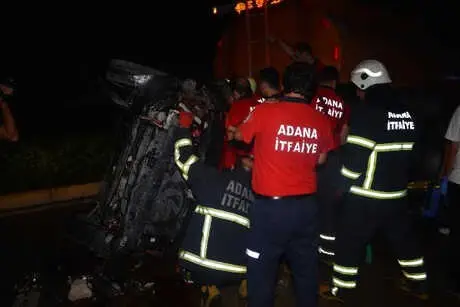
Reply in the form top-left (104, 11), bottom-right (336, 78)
top-left (174, 112), bottom-right (254, 307)
top-left (441, 104), bottom-right (460, 294)
top-left (229, 62), bottom-right (333, 307)
top-left (312, 66), bottom-right (350, 261)
top-left (321, 60), bottom-right (427, 303)
top-left (220, 78), bottom-right (259, 170)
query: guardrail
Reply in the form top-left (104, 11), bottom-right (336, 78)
top-left (0, 182), bottom-right (102, 215)
top-left (0, 180), bottom-right (437, 217)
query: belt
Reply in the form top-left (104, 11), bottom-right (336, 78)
top-left (255, 193), bottom-right (313, 200)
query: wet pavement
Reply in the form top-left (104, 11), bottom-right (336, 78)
top-left (1, 203), bottom-right (460, 307)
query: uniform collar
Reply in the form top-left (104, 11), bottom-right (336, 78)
top-left (280, 96), bottom-right (309, 104)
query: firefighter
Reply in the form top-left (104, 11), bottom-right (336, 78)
top-left (220, 78), bottom-right (259, 170)
top-left (320, 60), bottom-right (428, 303)
top-left (229, 62), bottom-right (334, 307)
top-left (312, 66), bottom-right (350, 262)
top-left (174, 111), bottom-right (254, 307)
top-left (258, 67), bottom-right (282, 102)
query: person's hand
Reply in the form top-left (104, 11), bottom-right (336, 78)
top-left (179, 112), bottom-right (194, 128)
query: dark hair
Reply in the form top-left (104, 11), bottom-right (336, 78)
top-left (295, 42), bottom-right (312, 55)
top-left (259, 67), bottom-right (280, 90)
top-left (282, 63), bottom-right (316, 99)
top-left (231, 77), bottom-right (252, 98)
top-left (318, 66), bottom-right (339, 83)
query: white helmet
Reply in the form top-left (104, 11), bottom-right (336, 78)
top-left (350, 60), bottom-right (391, 90)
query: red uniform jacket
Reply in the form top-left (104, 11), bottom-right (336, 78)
top-left (311, 86), bottom-right (350, 150)
top-left (219, 97), bottom-right (259, 170)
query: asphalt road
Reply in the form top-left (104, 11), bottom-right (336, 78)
top-left (1, 203), bottom-right (459, 307)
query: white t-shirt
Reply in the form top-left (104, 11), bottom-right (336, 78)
top-left (445, 105), bottom-right (460, 184)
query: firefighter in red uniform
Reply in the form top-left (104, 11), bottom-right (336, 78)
top-left (220, 78), bottom-right (259, 170)
top-left (312, 66), bottom-right (350, 262)
top-left (228, 63), bottom-right (334, 307)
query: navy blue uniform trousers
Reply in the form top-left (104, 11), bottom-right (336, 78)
top-left (246, 195), bottom-right (318, 307)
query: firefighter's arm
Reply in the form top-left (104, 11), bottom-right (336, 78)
top-left (318, 153), bottom-right (328, 165)
top-left (270, 37), bottom-right (297, 60)
top-left (339, 123), bottom-right (349, 146)
top-left (339, 103), bottom-right (351, 146)
top-left (229, 106), bottom-right (260, 144)
top-left (318, 119), bottom-right (334, 165)
top-left (173, 112), bottom-right (219, 189)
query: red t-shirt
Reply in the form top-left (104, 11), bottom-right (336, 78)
top-left (239, 100), bottom-right (334, 196)
top-left (219, 97), bottom-right (259, 169)
top-left (312, 86), bottom-right (349, 149)
top-left (226, 97), bottom-right (259, 128)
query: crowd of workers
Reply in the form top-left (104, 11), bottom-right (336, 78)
top-left (0, 42), bottom-right (458, 307)
top-left (170, 41), bottom-right (460, 307)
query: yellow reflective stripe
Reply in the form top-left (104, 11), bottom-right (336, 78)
top-left (179, 250), bottom-right (247, 274)
top-left (375, 142), bottom-right (414, 151)
top-left (362, 142), bottom-right (414, 189)
top-left (200, 215), bottom-right (212, 258)
top-left (363, 143), bottom-right (414, 189)
top-left (398, 258), bottom-right (424, 267)
top-left (402, 271), bottom-right (427, 281)
top-left (174, 138), bottom-right (199, 180)
top-left (318, 247), bottom-right (335, 256)
top-left (333, 264), bottom-right (358, 275)
top-left (332, 277), bottom-right (356, 288)
top-left (347, 135), bottom-right (375, 149)
top-left (350, 186), bottom-right (407, 199)
top-left (182, 155), bottom-right (199, 180)
top-left (320, 234), bottom-right (336, 241)
top-left (363, 151), bottom-right (377, 189)
top-left (346, 137), bottom-right (415, 197)
top-left (341, 166), bottom-right (361, 179)
top-left (195, 205), bottom-right (250, 228)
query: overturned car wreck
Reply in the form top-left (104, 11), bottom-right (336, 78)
top-left (72, 59), bottom-right (228, 259)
